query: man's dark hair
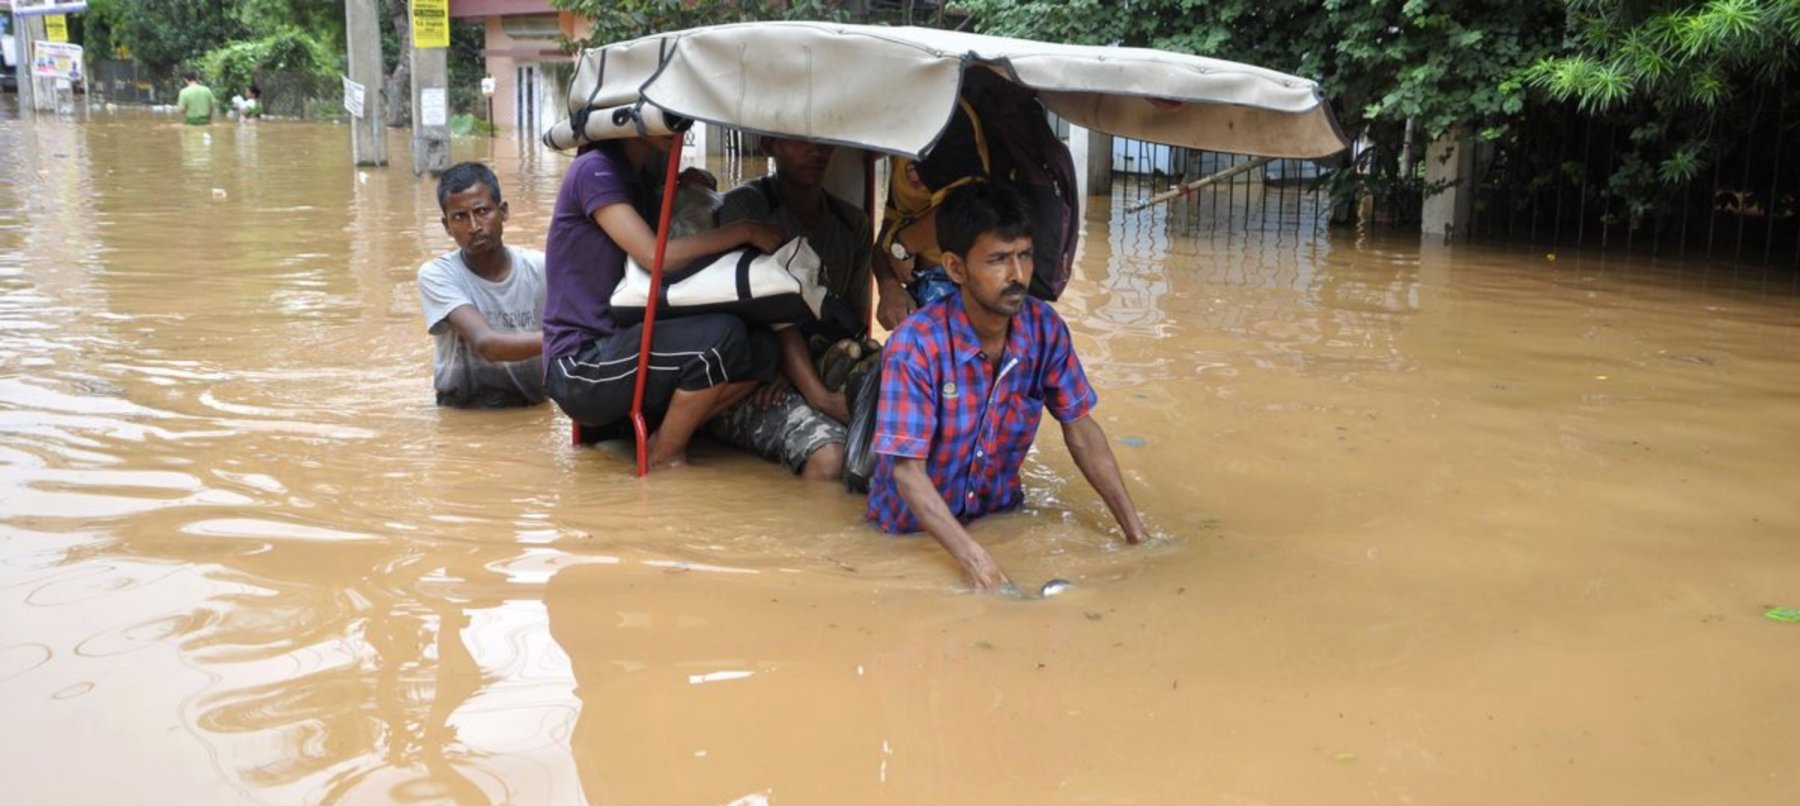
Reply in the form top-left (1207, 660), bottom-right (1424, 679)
top-left (437, 162), bottom-right (503, 211)
top-left (183, 71), bottom-right (199, 83)
top-left (936, 181), bottom-right (1034, 259)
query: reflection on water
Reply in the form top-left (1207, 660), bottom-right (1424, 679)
top-left (3, 106), bottom-right (1800, 804)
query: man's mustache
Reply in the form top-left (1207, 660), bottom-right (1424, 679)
top-left (1002, 283), bottom-right (1027, 297)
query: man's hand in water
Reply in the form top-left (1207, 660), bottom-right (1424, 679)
top-left (959, 545), bottom-right (1011, 591)
top-left (1061, 415), bottom-right (1150, 547)
top-left (893, 458), bottom-right (1014, 592)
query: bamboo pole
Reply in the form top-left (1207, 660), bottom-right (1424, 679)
top-left (1125, 156), bottom-right (1273, 213)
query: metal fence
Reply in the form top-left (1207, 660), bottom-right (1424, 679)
top-left (1109, 139), bottom-right (1337, 240)
top-left (1471, 97), bottom-right (1799, 267)
top-left (702, 124), bottom-right (1338, 243)
top-left (88, 59), bottom-right (168, 105)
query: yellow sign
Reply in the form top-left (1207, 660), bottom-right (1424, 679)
top-left (412, 0), bottom-right (450, 49)
top-left (46, 15), bottom-right (69, 43)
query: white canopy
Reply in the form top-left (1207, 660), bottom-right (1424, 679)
top-left (544, 21), bottom-right (1349, 160)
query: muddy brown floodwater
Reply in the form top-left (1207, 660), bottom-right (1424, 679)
top-left (3, 105), bottom-right (1798, 805)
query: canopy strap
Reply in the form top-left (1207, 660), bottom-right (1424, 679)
top-left (568, 51), bottom-right (608, 145)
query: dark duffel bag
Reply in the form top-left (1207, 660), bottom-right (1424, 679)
top-left (843, 354), bottom-right (882, 494)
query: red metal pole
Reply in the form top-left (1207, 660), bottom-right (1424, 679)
top-left (630, 132), bottom-right (687, 477)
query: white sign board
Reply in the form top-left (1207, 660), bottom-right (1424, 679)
top-left (31, 40), bottom-right (82, 82)
top-left (13, 0), bottom-right (90, 17)
top-left (419, 87), bottom-right (447, 127)
top-left (342, 76), bottom-right (366, 119)
top-left (479, 76), bottom-right (496, 97)
top-left (680, 123), bottom-right (708, 172)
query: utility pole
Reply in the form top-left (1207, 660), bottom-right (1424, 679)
top-left (11, 15), bottom-right (33, 115)
top-left (21, 15), bottom-right (54, 113)
top-left (344, 0), bottom-right (387, 166)
top-left (409, 0), bottom-right (451, 175)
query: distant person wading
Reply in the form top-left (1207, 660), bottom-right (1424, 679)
top-left (177, 72), bottom-right (214, 125)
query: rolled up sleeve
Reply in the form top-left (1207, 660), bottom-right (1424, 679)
top-left (1040, 314), bottom-right (1098, 423)
top-left (871, 332), bottom-right (936, 459)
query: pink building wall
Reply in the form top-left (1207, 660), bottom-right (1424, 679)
top-left (451, 0), bottom-right (585, 135)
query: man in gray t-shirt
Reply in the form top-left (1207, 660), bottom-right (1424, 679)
top-left (417, 162), bottom-right (547, 408)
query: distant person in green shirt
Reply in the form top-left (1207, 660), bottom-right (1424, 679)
top-left (176, 72), bottom-right (214, 125)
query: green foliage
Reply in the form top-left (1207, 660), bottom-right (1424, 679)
top-left (447, 20), bottom-right (488, 114)
top-left (81, 0), bottom-right (353, 117)
top-left (450, 112), bottom-right (498, 137)
top-left (1525, 0), bottom-right (1800, 111)
top-left (85, 0), bottom-right (345, 76)
top-left (90, 0), bottom-right (249, 76)
top-left (198, 27), bottom-right (336, 95)
top-left (962, 0), bottom-right (1566, 215)
top-left (237, 0), bottom-right (347, 55)
top-left (1516, 2), bottom-right (1800, 227)
top-left (548, 0), bottom-right (845, 52)
top-left (967, 0), bottom-right (1564, 142)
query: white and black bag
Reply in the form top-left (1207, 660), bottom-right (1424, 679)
top-left (610, 236), bottom-right (827, 327)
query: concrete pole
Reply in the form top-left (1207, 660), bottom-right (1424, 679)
top-left (410, 46), bottom-right (450, 175)
top-left (345, 0), bottom-right (387, 166)
top-left (1421, 129), bottom-right (1475, 240)
top-left (23, 16), bottom-right (55, 113)
top-left (11, 17), bottom-right (32, 116)
top-left (1068, 126), bottom-right (1114, 197)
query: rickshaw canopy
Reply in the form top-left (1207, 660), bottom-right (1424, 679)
top-left (545, 21), bottom-right (1349, 160)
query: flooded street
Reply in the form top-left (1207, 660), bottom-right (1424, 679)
top-left (3, 106), bottom-right (1798, 805)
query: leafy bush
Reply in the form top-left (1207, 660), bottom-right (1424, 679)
top-left (450, 112), bottom-right (497, 137)
top-left (199, 27), bottom-right (336, 100)
top-left (550, 0), bottom-right (843, 52)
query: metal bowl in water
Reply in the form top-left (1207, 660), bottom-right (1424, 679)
top-left (1039, 578), bottom-right (1075, 598)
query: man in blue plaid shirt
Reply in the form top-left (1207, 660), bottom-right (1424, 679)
top-left (867, 183), bottom-right (1149, 591)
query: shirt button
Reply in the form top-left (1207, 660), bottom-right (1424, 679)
top-left (966, 491), bottom-right (975, 498)
top-left (975, 450), bottom-right (984, 458)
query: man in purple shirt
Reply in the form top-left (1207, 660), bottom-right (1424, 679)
top-left (542, 136), bottom-right (784, 469)
top-left (868, 183), bottom-right (1149, 591)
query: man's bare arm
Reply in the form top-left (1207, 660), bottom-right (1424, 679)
top-left (444, 305), bottom-right (542, 363)
top-left (892, 458), bottom-right (1010, 590)
top-left (874, 253), bottom-right (916, 330)
top-left (774, 328), bottom-right (848, 423)
top-left (593, 204), bottom-right (782, 268)
top-left (1060, 415), bottom-right (1149, 544)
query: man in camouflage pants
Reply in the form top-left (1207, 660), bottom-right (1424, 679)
top-left (707, 136), bottom-right (896, 480)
